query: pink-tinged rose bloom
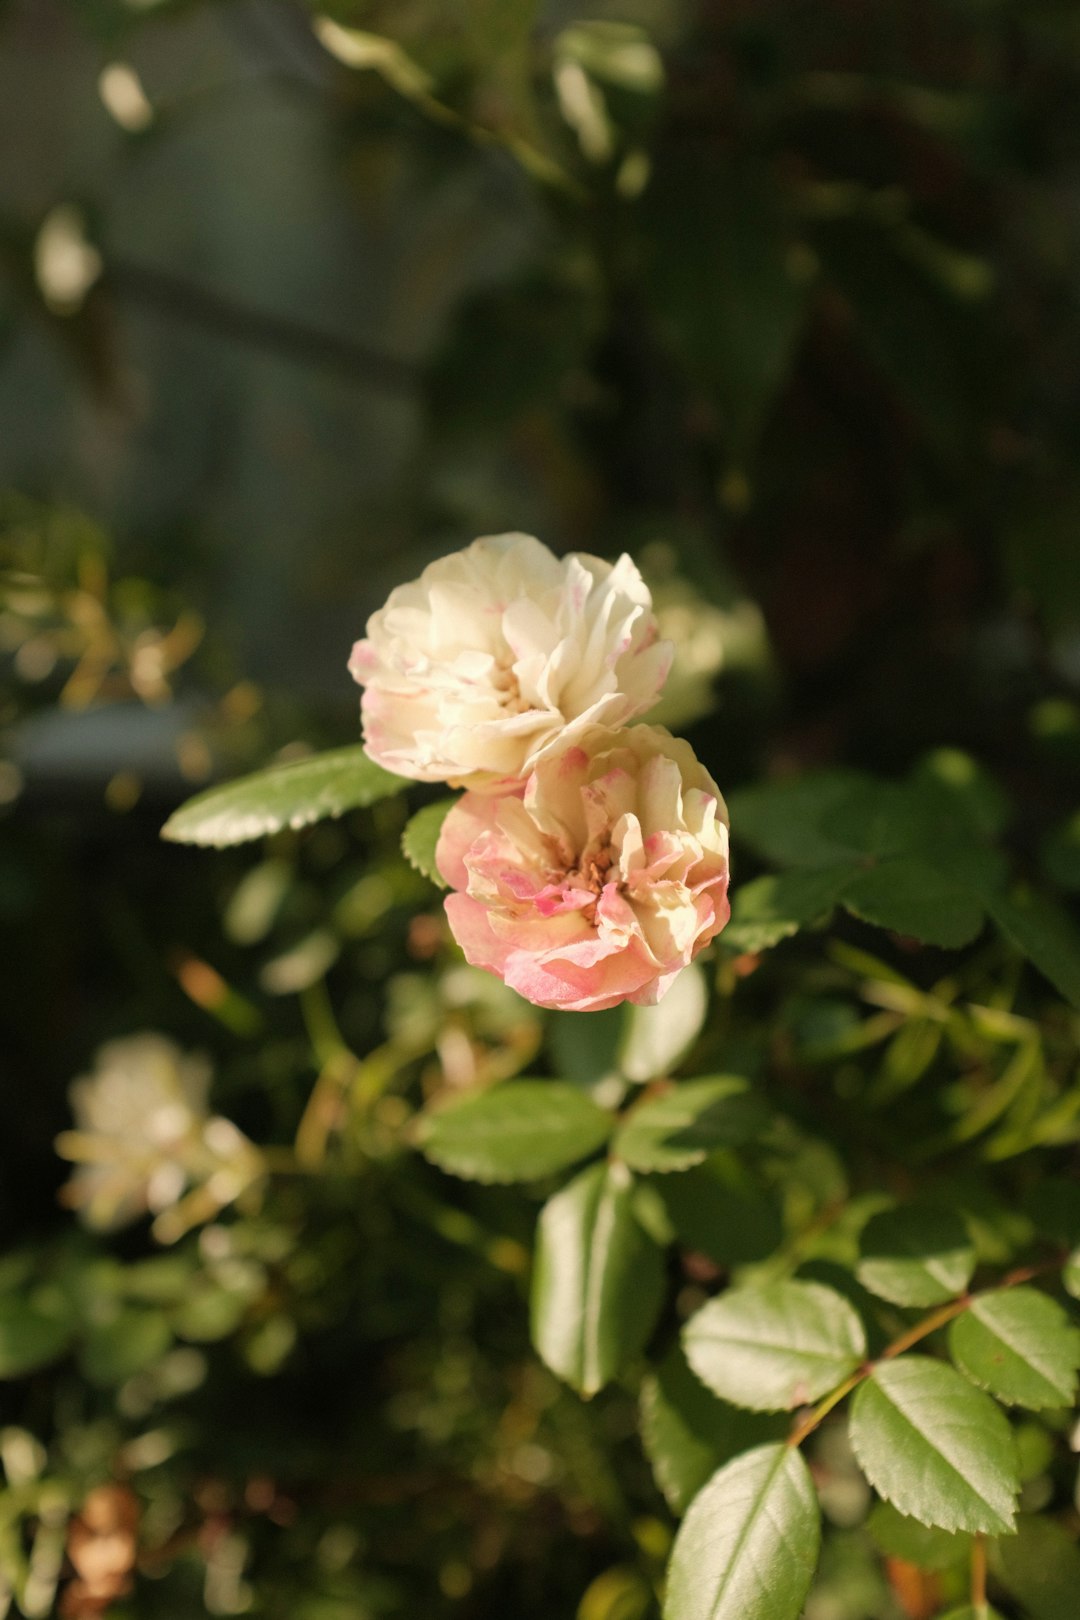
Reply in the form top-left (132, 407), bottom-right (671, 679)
top-left (350, 533), bottom-right (672, 791)
top-left (435, 725), bottom-right (730, 1012)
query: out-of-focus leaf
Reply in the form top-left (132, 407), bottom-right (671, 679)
top-left (982, 889), bottom-right (1080, 1011)
top-left (640, 1344), bottom-right (787, 1515)
top-left (619, 963), bottom-right (707, 1082)
top-left (655, 1163), bottom-right (783, 1267)
top-left (531, 1161), bottom-right (663, 1397)
top-left (683, 1280), bottom-right (866, 1411)
top-left (948, 1288), bottom-right (1080, 1409)
top-left (849, 1358), bottom-right (1018, 1534)
top-left (416, 1080), bottom-right (613, 1183)
top-left (723, 865), bottom-right (853, 952)
top-left (842, 856), bottom-right (986, 949)
top-left (992, 1514), bottom-right (1080, 1620)
top-left (401, 797), bottom-right (456, 888)
top-left (81, 1308), bottom-right (172, 1387)
top-left (867, 1501), bottom-right (970, 1570)
top-left (613, 1077), bottom-right (765, 1172)
top-left (162, 747), bottom-right (407, 847)
top-left (728, 772), bottom-right (868, 869)
top-left (0, 1298), bottom-right (72, 1378)
top-left (1042, 812), bottom-right (1080, 893)
top-left (662, 1443), bottom-right (821, 1620)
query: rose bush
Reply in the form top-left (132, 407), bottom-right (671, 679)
top-left (349, 532), bottom-right (672, 791)
top-left (435, 724), bottom-right (730, 1011)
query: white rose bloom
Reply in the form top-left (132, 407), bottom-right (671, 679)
top-left (349, 533), bottom-right (673, 790)
top-left (56, 1034), bottom-right (259, 1236)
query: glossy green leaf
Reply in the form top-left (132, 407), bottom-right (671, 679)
top-left (983, 889), bottom-right (1080, 1010)
top-left (0, 1298), bottom-right (72, 1378)
top-left (530, 1162), bottom-right (663, 1396)
top-left (161, 745), bottom-right (406, 847)
top-left (849, 1357), bottom-right (1019, 1534)
top-left (867, 1501), bottom-right (970, 1570)
top-left (662, 1442), bottom-right (821, 1620)
top-left (723, 866), bottom-right (853, 953)
top-left (992, 1513), bottom-right (1080, 1620)
top-left (416, 1080), bottom-right (613, 1184)
top-left (948, 1288), bottom-right (1080, 1409)
top-left (640, 1345), bottom-right (787, 1515)
top-left (618, 962), bottom-right (707, 1082)
top-left (614, 1077), bottom-right (765, 1172)
top-left (401, 797), bottom-right (455, 888)
top-left (857, 1206), bottom-right (976, 1307)
top-left (842, 855), bottom-right (986, 949)
top-left (683, 1280), bottom-right (866, 1411)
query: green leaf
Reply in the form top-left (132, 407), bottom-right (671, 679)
top-left (992, 1513), bottom-right (1080, 1620)
top-left (947, 1288), bottom-right (1080, 1409)
top-left (1042, 811), bottom-right (1080, 893)
top-left (936, 1608), bottom-right (1005, 1620)
top-left (161, 746), bottom-right (406, 848)
top-left (614, 1077), bottom-right (765, 1172)
top-left (0, 1298), bottom-right (72, 1378)
top-left (401, 798), bottom-right (456, 888)
top-left (640, 1345), bottom-right (787, 1515)
top-left (728, 771), bottom-right (869, 868)
top-left (866, 1501), bottom-right (970, 1570)
top-left (842, 855), bottom-right (986, 949)
top-left (655, 1164), bottom-right (783, 1267)
top-left (683, 1280), bottom-right (866, 1412)
top-left (618, 962), bottom-right (706, 1082)
top-left (81, 1308), bottom-right (173, 1387)
top-left (662, 1442), bottom-right (821, 1620)
top-left (530, 1162), bottom-right (663, 1396)
top-left (849, 1357), bottom-right (1019, 1534)
top-left (723, 866), bottom-right (853, 953)
top-left (548, 1005), bottom-right (624, 1090)
top-left (983, 888), bottom-right (1080, 1010)
top-left (416, 1080), bottom-right (613, 1184)
top-left (913, 748), bottom-right (1009, 841)
top-left (857, 1206), bottom-right (976, 1307)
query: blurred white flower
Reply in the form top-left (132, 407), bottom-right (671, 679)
top-left (350, 533), bottom-right (672, 791)
top-left (56, 1034), bottom-right (262, 1240)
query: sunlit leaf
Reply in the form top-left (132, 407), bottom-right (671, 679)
top-left (531, 1162), bottom-right (663, 1397)
top-left (849, 1357), bottom-right (1018, 1534)
top-left (683, 1279), bottom-right (866, 1411)
top-left (948, 1288), bottom-right (1080, 1409)
top-left (416, 1080), bottom-right (613, 1184)
top-left (857, 1206), bottom-right (976, 1307)
top-left (663, 1443), bottom-right (821, 1620)
top-left (162, 746), bottom-right (406, 847)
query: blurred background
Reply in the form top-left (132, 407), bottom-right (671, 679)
top-left (2, 0), bottom-right (1080, 1615)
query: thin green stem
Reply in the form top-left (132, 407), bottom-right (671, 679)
top-left (787, 1252), bottom-right (1066, 1450)
top-left (971, 1534), bottom-right (988, 1610)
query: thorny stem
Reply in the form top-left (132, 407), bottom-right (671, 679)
top-left (787, 1253), bottom-right (1065, 1450)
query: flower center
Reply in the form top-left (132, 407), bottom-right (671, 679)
top-left (569, 845), bottom-right (616, 897)
top-left (491, 658), bottom-right (531, 715)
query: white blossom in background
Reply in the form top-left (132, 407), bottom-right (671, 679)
top-left (56, 1034), bottom-right (262, 1240)
top-left (350, 533), bottom-right (672, 791)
